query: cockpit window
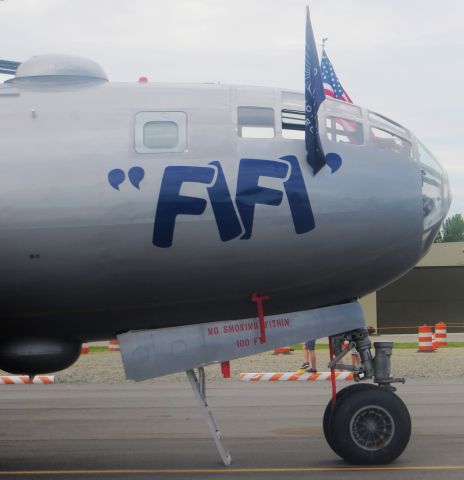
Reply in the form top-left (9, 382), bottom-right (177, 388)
top-left (281, 109), bottom-right (305, 139)
top-left (370, 127), bottom-right (412, 158)
top-left (368, 111), bottom-right (409, 138)
top-left (418, 141), bottom-right (442, 173)
top-left (324, 99), bottom-right (362, 118)
top-left (325, 117), bottom-right (364, 145)
top-left (238, 107), bottom-right (275, 138)
top-left (422, 167), bottom-right (444, 231)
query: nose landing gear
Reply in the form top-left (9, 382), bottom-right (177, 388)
top-left (323, 329), bottom-right (411, 464)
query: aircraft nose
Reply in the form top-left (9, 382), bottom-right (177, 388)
top-left (419, 143), bottom-right (451, 254)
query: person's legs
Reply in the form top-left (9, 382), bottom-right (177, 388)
top-left (303, 347), bottom-right (310, 364)
top-left (306, 340), bottom-right (317, 372)
top-left (309, 348), bottom-right (317, 371)
top-left (300, 342), bottom-right (310, 368)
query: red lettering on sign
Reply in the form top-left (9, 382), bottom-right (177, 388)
top-left (208, 327), bottom-right (219, 336)
top-left (218, 319), bottom-right (289, 337)
top-left (223, 321), bottom-right (259, 335)
top-left (262, 318), bottom-right (291, 329)
top-left (236, 339), bottom-right (250, 348)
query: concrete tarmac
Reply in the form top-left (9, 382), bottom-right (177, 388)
top-left (0, 379), bottom-right (463, 479)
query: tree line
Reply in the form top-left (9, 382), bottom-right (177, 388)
top-left (434, 214), bottom-right (464, 243)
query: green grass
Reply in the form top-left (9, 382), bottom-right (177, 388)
top-left (88, 346), bottom-right (113, 353)
top-left (394, 341), bottom-right (464, 349)
top-left (290, 341), bottom-right (464, 350)
top-left (290, 344), bottom-right (327, 351)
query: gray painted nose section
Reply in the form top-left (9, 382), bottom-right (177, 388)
top-left (419, 149), bottom-right (451, 256)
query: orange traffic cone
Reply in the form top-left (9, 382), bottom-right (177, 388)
top-left (418, 325), bottom-right (434, 352)
top-left (435, 322), bottom-right (448, 347)
top-left (108, 340), bottom-right (120, 352)
top-left (81, 343), bottom-right (89, 355)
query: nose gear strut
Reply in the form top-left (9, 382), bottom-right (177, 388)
top-left (327, 328), bottom-right (405, 390)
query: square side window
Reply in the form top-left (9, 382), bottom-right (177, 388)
top-left (135, 112), bottom-right (187, 153)
top-left (144, 121), bottom-right (179, 149)
top-left (238, 106), bottom-right (274, 138)
top-left (241, 126), bottom-right (275, 139)
top-left (281, 109), bottom-right (305, 139)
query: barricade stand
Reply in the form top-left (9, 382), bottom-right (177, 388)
top-left (108, 340), bottom-right (120, 351)
top-left (418, 325), bottom-right (434, 352)
top-left (0, 375), bottom-right (55, 385)
top-left (186, 367), bottom-right (232, 466)
top-left (240, 372), bottom-right (353, 381)
top-left (435, 322), bottom-right (448, 347)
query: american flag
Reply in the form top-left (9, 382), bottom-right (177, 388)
top-left (321, 50), bottom-right (352, 103)
top-left (321, 49), bottom-right (357, 136)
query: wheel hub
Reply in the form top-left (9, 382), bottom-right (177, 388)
top-left (349, 404), bottom-right (395, 451)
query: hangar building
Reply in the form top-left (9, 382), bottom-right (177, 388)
top-left (360, 242), bottom-right (464, 334)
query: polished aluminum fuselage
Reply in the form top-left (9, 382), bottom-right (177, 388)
top-left (0, 80), bottom-right (449, 340)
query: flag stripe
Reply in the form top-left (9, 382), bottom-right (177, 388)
top-left (321, 50), bottom-right (352, 104)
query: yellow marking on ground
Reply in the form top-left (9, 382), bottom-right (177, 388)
top-left (1, 466), bottom-right (464, 475)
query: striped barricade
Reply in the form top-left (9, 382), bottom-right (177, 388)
top-left (240, 371), bottom-right (353, 382)
top-left (435, 322), bottom-right (448, 347)
top-left (0, 376), bottom-right (55, 385)
top-left (418, 324), bottom-right (434, 352)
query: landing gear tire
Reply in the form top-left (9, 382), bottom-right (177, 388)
top-left (328, 387), bottom-right (411, 465)
top-left (323, 383), bottom-right (378, 456)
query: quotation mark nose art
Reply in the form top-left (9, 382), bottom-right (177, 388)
top-left (108, 167), bottom-right (145, 190)
top-left (107, 156), bottom-right (316, 248)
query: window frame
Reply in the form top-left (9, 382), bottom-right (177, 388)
top-left (368, 111), bottom-right (410, 139)
top-left (237, 106), bottom-right (275, 139)
top-left (324, 98), bottom-right (362, 119)
top-left (417, 141), bottom-right (443, 175)
top-left (281, 109), bottom-right (305, 140)
top-left (370, 126), bottom-right (412, 159)
top-left (325, 116), bottom-right (364, 145)
top-left (135, 111), bottom-right (187, 153)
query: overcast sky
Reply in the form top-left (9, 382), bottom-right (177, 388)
top-left (1, 0), bottom-right (463, 215)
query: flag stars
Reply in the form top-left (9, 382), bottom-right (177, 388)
top-left (321, 51), bottom-right (350, 101)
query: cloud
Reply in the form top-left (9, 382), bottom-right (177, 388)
top-left (1, 0), bottom-right (463, 214)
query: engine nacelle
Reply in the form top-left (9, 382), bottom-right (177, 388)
top-left (0, 337), bottom-right (81, 375)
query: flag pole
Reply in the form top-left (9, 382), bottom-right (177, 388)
top-left (322, 37), bottom-right (328, 51)
top-left (305, 5), bottom-right (327, 174)
top-left (318, 37), bottom-right (328, 58)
